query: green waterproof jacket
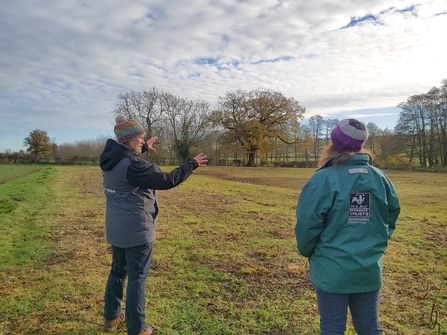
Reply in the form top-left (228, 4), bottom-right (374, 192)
top-left (295, 153), bottom-right (400, 293)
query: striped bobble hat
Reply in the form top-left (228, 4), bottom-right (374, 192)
top-left (114, 114), bottom-right (145, 144)
top-left (330, 119), bottom-right (369, 152)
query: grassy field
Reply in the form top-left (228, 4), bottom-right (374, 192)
top-left (0, 165), bottom-right (41, 185)
top-left (0, 164), bottom-right (445, 335)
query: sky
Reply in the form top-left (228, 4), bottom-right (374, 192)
top-left (1, 0), bottom-right (447, 153)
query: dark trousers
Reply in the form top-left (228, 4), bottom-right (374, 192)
top-left (104, 243), bottom-right (153, 335)
top-left (316, 287), bottom-right (383, 335)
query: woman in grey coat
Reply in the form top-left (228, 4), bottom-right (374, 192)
top-left (100, 114), bottom-right (207, 335)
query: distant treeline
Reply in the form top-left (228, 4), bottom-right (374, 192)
top-left (2, 79), bottom-right (447, 170)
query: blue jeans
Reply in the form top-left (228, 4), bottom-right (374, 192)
top-left (316, 287), bottom-right (383, 335)
top-left (104, 243), bottom-right (153, 335)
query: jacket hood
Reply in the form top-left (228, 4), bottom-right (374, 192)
top-left (100, 139), bottom-right (135, 171)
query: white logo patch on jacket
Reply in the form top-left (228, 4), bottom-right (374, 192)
top-left (349, 193), bottom-right (370, 224)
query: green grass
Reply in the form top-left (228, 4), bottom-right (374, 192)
top-left (0, 166), bottom-right (445, 334)
top-left (0, 164), bottom-right (42, 185)
top-left (0, 166), bottom-right (58, 267)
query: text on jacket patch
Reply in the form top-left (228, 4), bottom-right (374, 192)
top-left (349, 193), bottom-right (370, 224)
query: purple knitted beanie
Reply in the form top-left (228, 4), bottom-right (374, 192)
top-left (330, 119), bottom-right (369, 152)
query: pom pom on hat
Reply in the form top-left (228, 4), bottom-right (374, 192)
top-left (115, 114), bottom-right (128, 124)
top-left (330, 119), bottom-right (369, 152)
top-left (114, 114), bottom-right (145, 144)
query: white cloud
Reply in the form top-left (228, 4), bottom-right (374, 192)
top-left (1, 0), bottom-right (446, 151)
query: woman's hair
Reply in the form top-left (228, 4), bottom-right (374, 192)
top-left (318, 142), bottom-right (374, 168)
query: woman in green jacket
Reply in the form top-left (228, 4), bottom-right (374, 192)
top-left (295, 119), bottom-right (400, 335)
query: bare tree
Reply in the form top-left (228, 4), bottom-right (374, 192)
top-left (396, 80), bottom-right (447, 168)
top-left (323, 118), bottom-right (339, 145)
top-left (308, 115), bottom-right (324, 161)
top-left (397, 94), bottom-right (429, 166)
top-left (113, 88), bottom-right (164, 138)
top-left (161, 92), bottom-right (212, 163)
top-left (439, 79), bottom-right (447, 167)
top-left (366, 122), bottom-right (379, 154)
top-left (114, 91), bottom-right (133, 117)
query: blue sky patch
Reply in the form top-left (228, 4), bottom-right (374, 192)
top-left (344, 14), bottom-right (377, 28)
top-left (396, 5), bottom-right (416, 15)
top-left (194, 57), bottom-right (219, 65)
top-left (251, 56), bottom-right (293, 65)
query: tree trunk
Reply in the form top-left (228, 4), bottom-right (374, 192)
top-left (247, 152), bottom-right (257, 166)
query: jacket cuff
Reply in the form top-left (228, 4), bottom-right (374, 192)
top-left (187, 158), bottom-right (199, 170)
top-left (141, 142), bottom-right (148, 154)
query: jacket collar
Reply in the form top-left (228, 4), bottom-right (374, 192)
top-left (318, 153), bottom-right (372, 171)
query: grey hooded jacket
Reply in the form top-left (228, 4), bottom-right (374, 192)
top-left (99, 139), bottom-right (198, 248)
